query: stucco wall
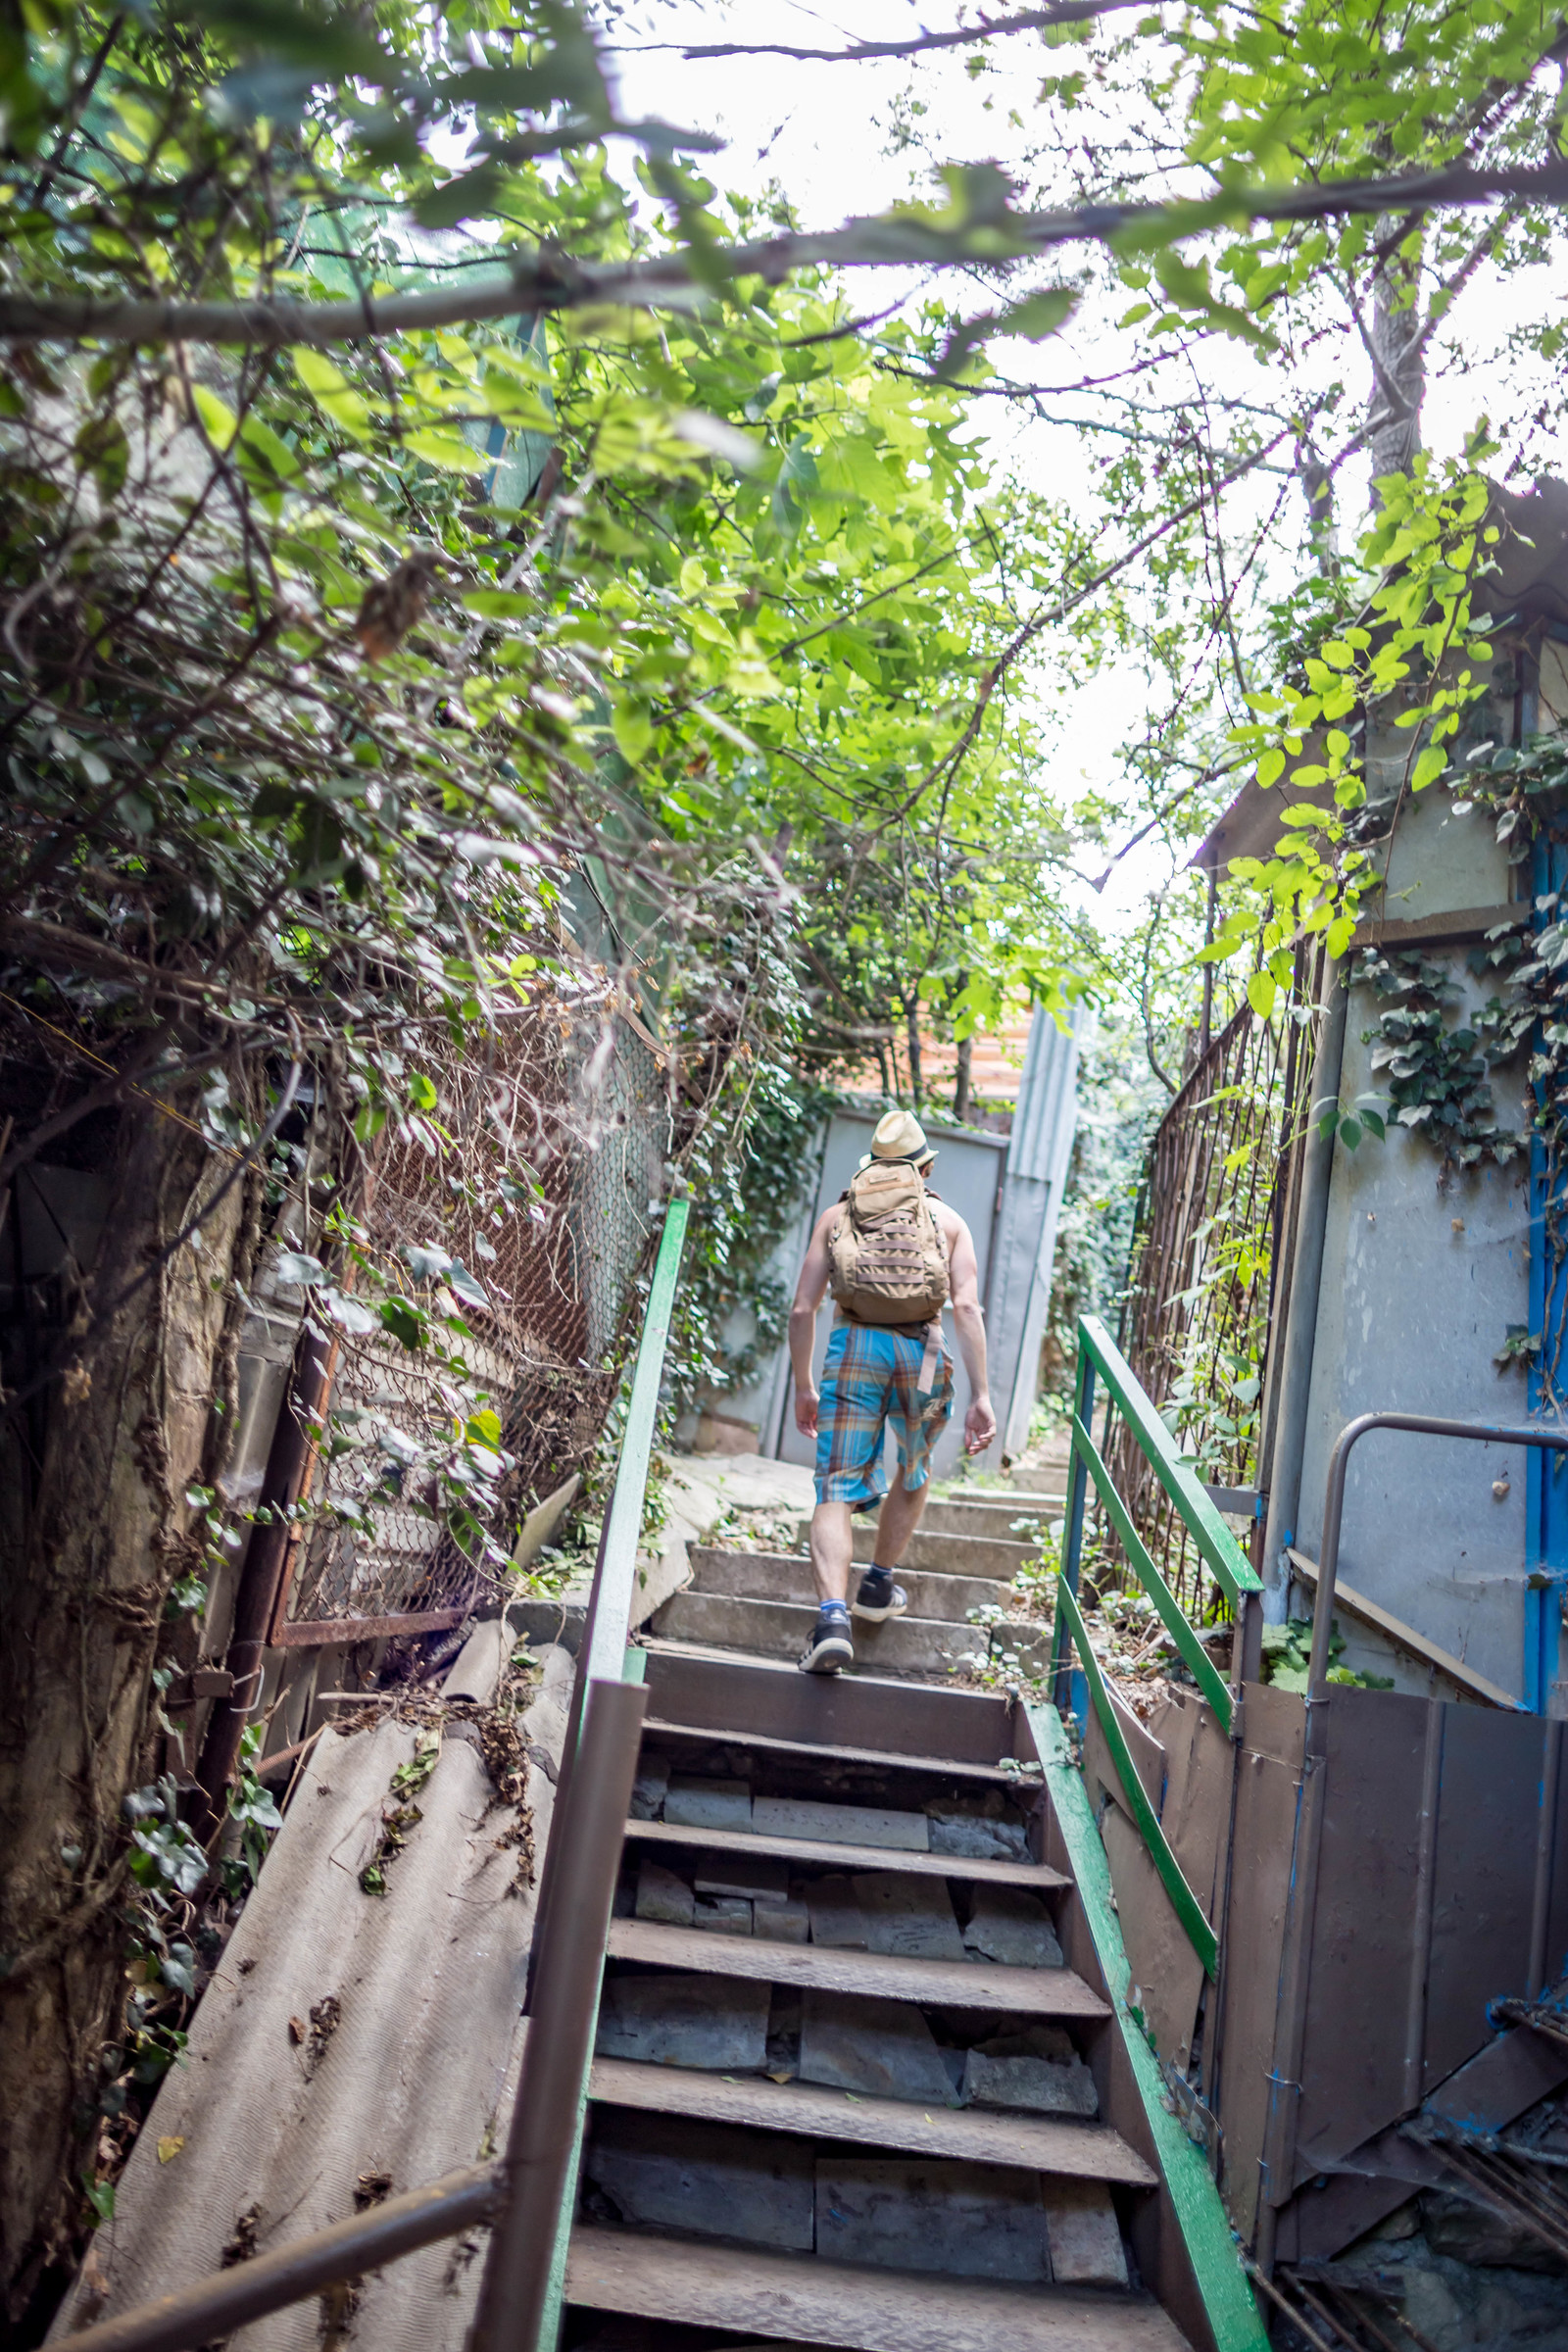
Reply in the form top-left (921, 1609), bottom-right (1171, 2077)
top-left (1291, 788), bottom-right (1534, 1696)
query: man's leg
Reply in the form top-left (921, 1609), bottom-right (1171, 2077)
top-left (809, 1500), bottom-right (855, 1605)
top-left (871, 1469), bottom-right (930, 1570)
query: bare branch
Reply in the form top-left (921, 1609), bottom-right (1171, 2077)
top-left (613, 2), bottom-right (1144, 64)
top-left (5, 159), bottom-right (1568, 347)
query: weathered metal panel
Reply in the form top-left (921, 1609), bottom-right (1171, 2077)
top-left (1152, 1691), bottom-right (1231, 1923)
top-left (1293, 1689), bottom-right (1428, 2182)
top-left (1213, 1684), bottom-right (1304, 2246)
top-left (1101, 1802), bottom-right (1206, 2072)
top-left (1084, 1684), bottom-right (1166, 1821)
top-left (642, 1647), bottom-right (1012, 1765)
top-left (1422, 1699), bottom-right (1542, 2088)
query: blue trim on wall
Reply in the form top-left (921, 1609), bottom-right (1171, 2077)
top-left (1526, 826), bottom-right (1568, 1710)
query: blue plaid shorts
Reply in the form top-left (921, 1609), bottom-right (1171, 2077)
top-left (813, 1321), bottom-right (954, 1507)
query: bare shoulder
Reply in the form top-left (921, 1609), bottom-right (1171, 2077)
top-left (929, 1197), bottom-right (970, 1245)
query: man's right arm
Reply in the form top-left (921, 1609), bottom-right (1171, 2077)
top-left (789, 1208), bottom-right (834, 1437)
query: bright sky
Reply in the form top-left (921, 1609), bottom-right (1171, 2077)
top-left (601, 4), bottom-right (1568, 934)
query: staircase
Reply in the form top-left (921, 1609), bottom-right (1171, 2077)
top-left (562, 1484), bottom-right (1209, 2352)
top-left (650, 1490), bottom-right (1062, 1680)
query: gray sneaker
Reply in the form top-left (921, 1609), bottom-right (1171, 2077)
top-left (852, 1569), bottom-right (907, 1624)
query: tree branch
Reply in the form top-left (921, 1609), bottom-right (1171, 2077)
top-left (615, 2), bottom-right (1144, 64)
top-left (6, 160), bottom-right (1568, 347)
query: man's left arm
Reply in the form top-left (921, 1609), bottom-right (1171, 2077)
top-left (945, 1215), bottom-right (997, 1455)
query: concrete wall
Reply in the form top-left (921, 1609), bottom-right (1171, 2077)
top-left (1288, 762), bottom-right (1537, 1696)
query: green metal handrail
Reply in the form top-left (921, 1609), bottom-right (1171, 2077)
top-left (535, 1195), bottom-right (690, 2351)
top-left (1050, 1313), bottom-right (1262, 1979)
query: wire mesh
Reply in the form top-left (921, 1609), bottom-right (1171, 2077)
top-left (276, 1000), bottom-right (672, 1642)
top-left (1102, 943), bottom-right (1325, 1618)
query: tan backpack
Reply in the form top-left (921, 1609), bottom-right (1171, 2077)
top-left (827, 1161), bottom-right (950, 1327)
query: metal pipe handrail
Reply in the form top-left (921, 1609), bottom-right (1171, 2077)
top-left (53, 2167), bottom-right (505, 2352)
top-left (1308, 1411), bottom-right (1568, 1701)
top-left (468, 1678), bottom-right (647, 2352)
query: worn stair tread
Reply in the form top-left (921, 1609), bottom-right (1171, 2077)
top-left (625, 1815), bottom-right (1069, 1891)
top-left (566, 2226), bottom-right (1190, 2351)
top-left (640, 1711), bottom-right (1042, 1788)
top-left (790, 1523), bottom-right (1038, 1578)
top-left (652, 1593), bottom-right (996, 1677)
top-left (606, 1918), bottom-right (1109, 2015)
top-left (690, 1547), bottom-right (1007, 1619)
top-left (588, 2057), bottom-right (1154, 2184)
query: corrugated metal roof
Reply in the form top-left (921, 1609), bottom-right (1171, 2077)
top-left (50, 1649), bottom-right (573, 2352)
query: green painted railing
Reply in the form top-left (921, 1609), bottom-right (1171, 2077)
top-left (1030, 1702), bottom-right (1270, 2352)
top-left (1049, 1313), bottom-right (1263, 1981)
top-left (536, 1195), bottom-right (690, 2352)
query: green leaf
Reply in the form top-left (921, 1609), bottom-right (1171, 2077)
top-left (380, 1297), bottom-right (425, 1349)
top-left (612, 701), bottom-right (655, 764)
top-left (190, 382), bottom-right (239, 452)
top-left (1246, 970), bottom-right (1277, 1020)
top-left (74, 415), bottom-right (128, 501)
top-left (405, 428), bottom-right (485, 474)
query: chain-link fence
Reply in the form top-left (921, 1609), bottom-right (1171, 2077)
top-left (272, 1000), bottom-right (671, 1646)
top-left (1102, 943), bottom-right (1325, 1618)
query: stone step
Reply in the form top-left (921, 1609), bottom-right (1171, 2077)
top-left (567, 2227), bottom-right (1188, 2350)
top-left (791, 1522), bottom-right (1038, 1580)
top-left (690, 1545), bottom-right (1006, 1623)
top-left (919, 1497), bottom-right (1064, 1538)
top-left (625, 1818), bottom-right (1068, 1890)
top-left (589, 2057), bottom-right (1155, 2185)
top-left (641, 1711), bottom-right (1046, 1789)
top-left (653, 1590), bottom-right (984, 1678)
top-left (606, 1917), bottom-right (1110, 2016)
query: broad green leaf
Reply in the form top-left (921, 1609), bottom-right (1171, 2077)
top-left (405, 428), bottom-right (485, 474)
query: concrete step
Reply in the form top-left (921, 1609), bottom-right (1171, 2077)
top-left (589, 2057), bottom-right (1156, 2184)
top-left (567, 2227), bottom-right (1188, 2349)
top-left (606, 1916), bottom-right (1110, 2015)
top-left (791, 1522), bottom-right (1038, 1580)
top-left (690, 1545), bottom-right (1006, 1623)
top-left (653, 1589), bottom-right (984, 1677)
top-left (920, 1497), bottom-right (1064, 1538)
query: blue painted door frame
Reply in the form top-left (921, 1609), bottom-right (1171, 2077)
top-left (1526, 828), bottom-right (1568, 1710)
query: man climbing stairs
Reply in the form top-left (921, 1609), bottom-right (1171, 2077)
top-left (650, 1490), bottom-right (1061, 1681)
top-left (556, 1486), bottom-right (1233, 2352)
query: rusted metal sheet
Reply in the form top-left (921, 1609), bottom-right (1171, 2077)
top-left (1084, 1685), bottom-right (1166, 1822)
top-left (1423, 2014), bottom-right (1568, 2133)
top-left (1292, 1689), bottom-right (1429, 2184)
top-left (1213, 1683), bottom-right (1304, 2247)
top-left (1422, 1700), bottom-right (1544, 2090)
top-left (1272, 2173), bottom-right (1415, 2264)
top-left (1101, 1802), bottom-right (1205, 2073)
top-left (642, 1647), bottom-right (1011, 1765)
top-left (1150, 1691), bottom-right (1230, 1924)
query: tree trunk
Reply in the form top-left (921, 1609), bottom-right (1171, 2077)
top-left (904, 999), bottom-right (923, 1109)
top-left (1367, 221), bottom-right (1425, 499)
top-left (0, 1095), bottom-right (256, 2321)
top-left (954, 1032), bottom-right (973, 1125)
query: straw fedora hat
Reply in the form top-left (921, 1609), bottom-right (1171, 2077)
top-left (858, 1107), bottom-right (937, 1171)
